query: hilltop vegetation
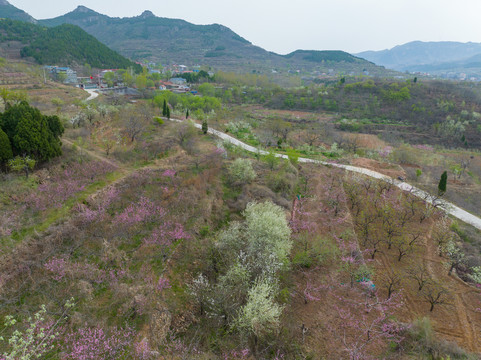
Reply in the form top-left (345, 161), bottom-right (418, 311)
top-left (203, 76), bottom-right (481, 148)
top-left (0, 19), bottom-right (140, 70)
top-left (283, 50), bottom-right (367, 64)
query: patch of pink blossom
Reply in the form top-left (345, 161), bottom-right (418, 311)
top-left (378, 146), bottom-right (393, 158)
top-left (63, 326), bottom-right (133, 360)
top-left (143, 222), bottom-right (189, 246)
top-left (156, 276), bottom-right (171, 292)
top-left (44, 257), bottom-right (68, 281)
top-left (114, 197), bottom-right (165, 227)
top-left (0, 213), bottom-right (17, 237)
top-left (162, 169), bottom-right (176, 178)
top-left (134, 338), bottom-right (154, 360)
top-left (223, 348), bottom-right (250, 360)
top-left (27, 161), bottom-right (116, 211)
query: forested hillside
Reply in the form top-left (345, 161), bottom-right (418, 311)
top-left (0, 19), bottom-right (140, 70)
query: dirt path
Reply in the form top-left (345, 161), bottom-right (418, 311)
top-left (62, 138), bottom-right (120, 168)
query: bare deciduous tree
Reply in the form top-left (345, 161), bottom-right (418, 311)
top-left (123, 106), bottom-right (151, 142)
top-left (421, 282), bottom-right (449, 312)
top-left (381, 269), bottom-right (402, 300)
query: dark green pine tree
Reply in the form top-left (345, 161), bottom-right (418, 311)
top-left (186, 109), bottom-right (189, 119)
top-left (162, 99), bottom-right (167, 117)
top-left (0, 127), bottom-right (13, 166)
top-left (438, 171), bottom-right (448, 196)
top-left (166, 106), bottom-right (170, 120)
top-left (202, 119), bottom-right (208, 134)
top-left (2, 101), bottom-right (62, 161)
top-left (46, 115), bottom-right (64, 138)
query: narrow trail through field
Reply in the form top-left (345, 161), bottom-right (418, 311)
top-left (62, 138), bottom-right (120, 168)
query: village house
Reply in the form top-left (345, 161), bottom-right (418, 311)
top-left (169, 77), bottom-right (187, 85)
top-left (45, 66), bottom-right (78, 84)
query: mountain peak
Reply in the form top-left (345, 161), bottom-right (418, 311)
top-left (0, 0), bottom-right (11, 6)
top-left (73, 5), bottom-right (96, 13)
top-left (140, 10), bottom-right (155, 18)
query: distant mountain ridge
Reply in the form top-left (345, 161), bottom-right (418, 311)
top-left (0, 0), bottom-right (36, 23)
top-left (357, 41), bottom-right (481, 73)
top-left (0, 1), bottom-right (394, 75)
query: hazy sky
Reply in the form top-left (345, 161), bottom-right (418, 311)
top-left (8, 0), bottom-right (481, 54)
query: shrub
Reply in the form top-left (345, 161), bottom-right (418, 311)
top-left (292, 250), bottom-right (312, 268)
top-left (402, 317), bottom-right (475, 359)
top-left (391, 145), bottom-right (417, 165)
top-left (285, 148), bottom-right (299, 165)
top-left (263, 151), bottom-right (280, 170)
top-left (267, 170), bottom-right (297, 195)
top-left (228, 158), bottom-right (256, 185)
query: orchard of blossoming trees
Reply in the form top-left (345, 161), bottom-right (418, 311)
top-left (1, 96), bottom-right (481, 360)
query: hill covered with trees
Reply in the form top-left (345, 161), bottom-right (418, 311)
top-left (0, 18), bottom-right (141, 70)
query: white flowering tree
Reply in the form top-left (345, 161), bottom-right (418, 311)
top-left (228, 158), bottom-right (256, 185)
top-left (235, 278), bottom-right (283, 352)
top-left (244, 201), bottom-right (292, 277)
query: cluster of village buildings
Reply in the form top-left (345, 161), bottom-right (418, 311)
top-left (45, 63), bottom-right (211, 96)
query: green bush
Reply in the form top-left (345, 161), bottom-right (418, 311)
top-left (286, 148), bottom-right (299, 165)
top-left (292, 250), bottom-right (312, 268)
top-left (228, 158), bottom-right (256, 185)
top-left (402, 317), bottom-right (475, 359)
top-left (391, 145), bottom-right (417, 165)
top-left (263, 151), bottom-right (280, 170)
top-left (267, 166), bottom-right (297, 195)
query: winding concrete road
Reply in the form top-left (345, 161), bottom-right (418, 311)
top-left (175, 118), bottom-right (481, 231)
top-left (84, 89), bottom-right (99, 101)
